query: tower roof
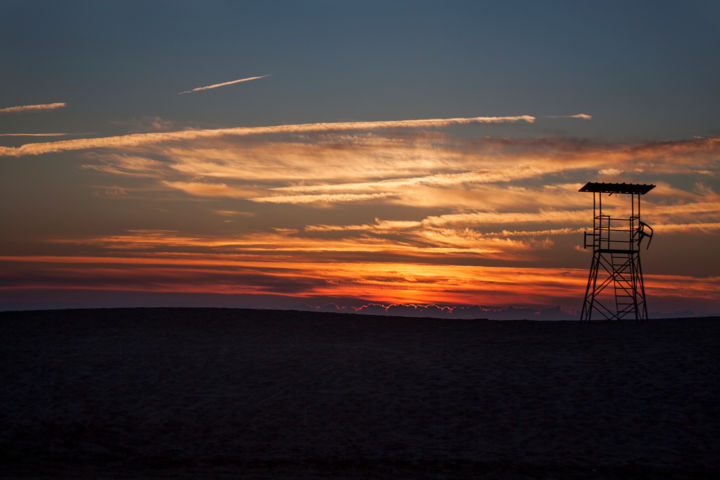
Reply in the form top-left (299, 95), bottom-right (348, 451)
top-left (579, 182), bottom-right (655, 195)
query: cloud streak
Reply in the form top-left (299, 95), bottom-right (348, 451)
top-left (0, 102), bottom-right (66, 114)
top-left (3, 252), bottom-right (719, 314)
top-left (0, 115), bottom-right (535, 157)
top-left (178, 75), bottom-right (270, 95)
top-left (0, 133), bottom-right (67, 137)
top-left (79, 130), bottom-right (720, 230)
top-left (252, 192), bottom-right (394, 204)
top-left (546, 113), bottom-right (592, 120)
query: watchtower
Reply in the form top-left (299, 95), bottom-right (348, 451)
top-left (580, 182), bottom-right (655, 320)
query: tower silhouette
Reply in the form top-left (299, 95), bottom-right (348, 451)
top-left (580, 182), bottom-right (655, 320)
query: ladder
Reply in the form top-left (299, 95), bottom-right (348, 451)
top-left (611, 252), bottom-right (637, 320)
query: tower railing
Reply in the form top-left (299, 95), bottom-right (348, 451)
top-left (584, 216), bottom-right (642, 252)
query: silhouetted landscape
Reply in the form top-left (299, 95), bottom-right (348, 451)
top-left (1, 308), bottom-right (718, 478)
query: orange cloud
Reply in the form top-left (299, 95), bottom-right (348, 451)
top-left (0, 115), bottom-right (535, 157)
top-left (2, 254), bottom-right (718, 311)
top-left (0, 102), bottom-right (66, 114)
top-left (546, 113), bottom-right (592, 120)
top-left (214, 209), bottom-right (254, 217)
top-left (73, 132), bottom-right (720, 214)
top-left (82, 155), bottom-right (166, 177)
top-left (162, 181), bottom-right (259, 198)
top-left (251, 192), bottom-right (394, 204)
top-left (50, 228), bottom-right (529, 258)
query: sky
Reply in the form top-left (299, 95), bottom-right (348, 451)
top-left (1, 0), bottom-right (719, 318)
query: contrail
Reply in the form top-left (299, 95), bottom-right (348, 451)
top-left (0, 133), bottom-right (67, 137)
top-left (546, 113), bottom-right (592, 120)
top-left (0, 115), bottom-right (536, 157)
top-left (0, 102), bottom-right (66, 114)
top-left (179, 75), bottom-right (270, 95)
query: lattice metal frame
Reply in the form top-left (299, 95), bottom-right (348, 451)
top-left (580, 182), bottom-right (655, 320)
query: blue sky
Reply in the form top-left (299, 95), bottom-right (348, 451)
top-left (3, 1), bottom-right (718, 138)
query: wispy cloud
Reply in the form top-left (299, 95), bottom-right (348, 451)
top-left (251, 192), bottom-right (394, 204)
top-left (4, 251), bottom-right (719, 312)
top-left (83, 133), bottom-right (720, 185)
top-left (178, 75), bottom-right (270, 95)
top-left (81, 155), bottom-right (166, 178)
top-left (546, 113), bottom-right (592, 120)
top-left (0, 252), bottom-right (594, 305)
top-left (111, 116), bottom-right (175, 132)
top-left (215, 209), bottom-right (254, 217)
top-left (162, 180), bottom-right (259, 198)
top-left (0, 115), bottom-right (535, 157)
top-left (0, 102), bottom-right (66, 114)
top-left (75, 129), bottom-right (720, 230)
top-left (49, 228), bottom-right (519, 258)
top-left (0, 133), bottom-right (67, 137)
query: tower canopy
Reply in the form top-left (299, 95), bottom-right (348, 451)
top-left (579, 182), bottom-right (655, 195)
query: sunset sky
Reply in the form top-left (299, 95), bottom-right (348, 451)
top-left (1, 1), bottom-right (719, 318)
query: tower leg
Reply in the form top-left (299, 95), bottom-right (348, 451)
top-left (581, 253), bottom-right (599, 321)
top-left (636, 253), bottom-right (648, 320)
top-left (628, 252), bottom-right (639, 321)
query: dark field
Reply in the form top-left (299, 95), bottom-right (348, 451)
top-left (1, 308), bottom-right (719, 478)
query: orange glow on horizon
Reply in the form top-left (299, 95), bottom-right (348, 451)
top-left (2, 254), bottom-right (718, 312)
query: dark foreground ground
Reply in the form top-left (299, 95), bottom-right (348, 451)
top-left (1, 308), bottom-right (719, 479)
